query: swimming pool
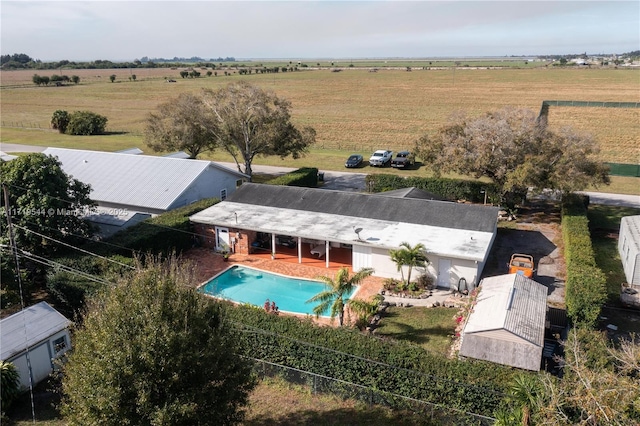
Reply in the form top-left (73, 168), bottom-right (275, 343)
top-left (198, 265), bottom-right (357, 316)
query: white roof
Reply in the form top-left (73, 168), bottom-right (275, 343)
top-left (42, 147), bottom-right (246, 211)
top-left (1, 302), bottom-right (71, 360)
top-left (85, 206), bottom-right (151, 226)
top-left (0, 151), bottom-right (18, 162)
top-left (463, 274), bottom-right (547, 345)
top-left (190, 201), bottom-right (494, 261)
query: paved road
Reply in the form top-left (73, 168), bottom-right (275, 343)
top-left (2, 144), bottom-right (638, 208)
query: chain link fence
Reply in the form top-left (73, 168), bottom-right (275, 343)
top-left (248, 356), bottom-right (496, 425)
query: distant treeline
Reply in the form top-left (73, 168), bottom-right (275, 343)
top-left (1, 53), bottom-right (237, 70)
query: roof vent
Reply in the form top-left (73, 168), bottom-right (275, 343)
top-left (506, 287), bottom-right (515, 310)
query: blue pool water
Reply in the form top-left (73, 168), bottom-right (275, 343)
top-left (198, 265), bottom-right (357, 316)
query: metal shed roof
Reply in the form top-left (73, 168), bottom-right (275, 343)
top-left (463, 274), bottom-right (547, 346)
top-left (42, 148), bottom-right (247, 211)
top-left (191, 184), bottom-right (498, 261)
top-left (1, 302), bottom-right (71, 360)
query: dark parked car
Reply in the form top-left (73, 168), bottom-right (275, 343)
top-left (345, 154), bottom-right (364, 168)
top-left (390, 151), bottom-right (415, 169)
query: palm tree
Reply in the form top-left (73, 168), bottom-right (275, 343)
top-left (508, 374), bottom-right (543, 426)
top-left (389, 248), bottom-right (407, 283)
top-left (307, 267), bottom-right (374, 326)
top-left (390, 242), bottom-right (429, 285)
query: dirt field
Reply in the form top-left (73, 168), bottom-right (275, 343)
top-left (1, 67), bottom-right (638, 163)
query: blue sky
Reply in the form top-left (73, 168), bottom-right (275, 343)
top-left (2, 1), bottom-right (638, 61)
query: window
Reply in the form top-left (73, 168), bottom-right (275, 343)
top-left (53, 335), bottom-right (67, 354)
top-left (220, 189), bottom-right (227, 201)
top-left (236, 179), bottom-right (243, 188)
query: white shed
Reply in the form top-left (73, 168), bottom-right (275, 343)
top-left (459, 274), bottom-right (547, 371)
top-left (619, 215), bottom-right (640, 285)
top-left (1, 302), bottom-right (72, 390)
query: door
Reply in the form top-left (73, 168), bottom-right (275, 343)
top-left (437, 259), bottom-right (451, 289)
top-left (215, 227), bottom-right (230, 251)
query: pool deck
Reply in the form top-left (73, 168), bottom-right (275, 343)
top-left (185, 247), bottom-right (461, 326)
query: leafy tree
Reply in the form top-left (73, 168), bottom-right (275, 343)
top-left (32, 74), bottom-right (49, 86)
top-left (71, 75), bottom-right (80, 84)
top-left (60, 257), bottom-right (256, 425)
top-left (109, 74), bottom-right (116, 82)
top-left (180, 70), bottom-right (189, 78)
top-left (202, 81), bottom-right (315, 178)
top-left (144, 92), bottom-right (220, 159)
top-left (307, 267), bottom-right (374, 326)
top-left (389, 242), bottom-right (429, 285)
top-left (1, 361), bottom-right (20, 418)
top-left (65, 111), bottom-right (108, 135)
top-left (0, 153), bottom-right (95, 257)
top-left (51, 109), bottom-right (70, 133)
top-left (414, 107), bottom-right (609, 208)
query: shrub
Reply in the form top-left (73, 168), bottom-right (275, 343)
top-left (51, 109), bottom-right (70, 133)
top-left (561, 194), bottom-right (607, 327)
top-left (65, 110), bottom-right (108, 135)
top-left (365, 174), bottom-right (500, 204)
top-left (1, 361), bottom-right (20, 416)
top-left (99, 197), bottom-right (219, 257)
top-left (225, 302), bottom-right (517, 417)
top-left (267, 167), bottom-right (319, 187)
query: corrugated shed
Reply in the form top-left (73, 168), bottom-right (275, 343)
top-left (459, 274), bottom-right (547, 370)
top-left (1, 302), bottom-right (71, 360)
top-left (464, 274), bottom-right (547, 344)
top-left (42, 148), bottom-right (244, 211)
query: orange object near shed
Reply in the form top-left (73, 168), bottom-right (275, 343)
top-left (508, 254), bottom-right (535, 278)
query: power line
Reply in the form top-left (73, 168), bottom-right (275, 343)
top-left (4, 182), bottom-right (209, 241)
top-left (7, 248), bottom-right (114, 287)
top-left (13, 224), bottom-right (135, 270)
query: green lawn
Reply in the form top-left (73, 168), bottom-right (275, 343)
top-left (373, 306), bottom-right (458, 356)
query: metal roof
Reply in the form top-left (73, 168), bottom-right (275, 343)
top-left (463, 274), bottom-right (547, 346)
top-left (42, 148), bottom-right (247, 211)
top-left (1, 302), bottom-right (71, 360)
top-left (191, 184), bottom-right (498, 261)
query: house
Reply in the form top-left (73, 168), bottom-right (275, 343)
top-left (1, 302), bottom-right (72, 390)
top-left (42, 147), bottom-right (249, 235)
top-left (190, 183), bottom-right (499, 288)
top-left (458, 274), bottom-right (548, 371)
top-left (619, 215), bottom-right (640, 285)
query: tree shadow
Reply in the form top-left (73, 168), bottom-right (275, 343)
top-left (245, 406), bottom-right (439, 426)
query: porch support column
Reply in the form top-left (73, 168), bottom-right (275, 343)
top-left (325, 240), bottom-right (330, 268)
top-left (271, 233), bottom-right (276, 259)
top-left (297, 237), bottom-right (302, 264)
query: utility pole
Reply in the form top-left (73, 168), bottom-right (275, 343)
top-left (2, 183), bottom-right (37, 422)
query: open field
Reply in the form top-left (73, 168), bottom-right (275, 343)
top-left (2, 66), bottom-right (638, 190)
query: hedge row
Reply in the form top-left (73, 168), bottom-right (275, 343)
top-left (224, 302), bottom-right (518, 417)
top-left (365, 174), bottom-right (501, 203)
top-left (561, 194), bottom-right (607, 328)
top-left (89, 198), bottom-right (219, 257)
top-left (266, 167), bottom-right (319, 187)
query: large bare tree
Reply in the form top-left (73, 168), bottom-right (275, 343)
top-left (144, 92), bottom-right (219, 159)
top-left (414, 107), bottom-right (610, 206)
top-left (202, 81), bottom-right (315, 178)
